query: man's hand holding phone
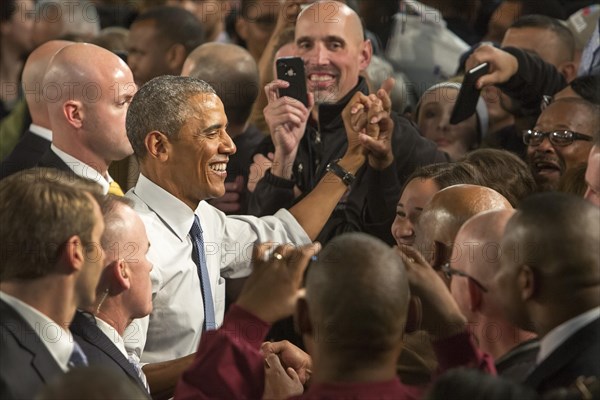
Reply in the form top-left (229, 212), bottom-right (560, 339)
top-left (264, 57), bottom-right (314, 180)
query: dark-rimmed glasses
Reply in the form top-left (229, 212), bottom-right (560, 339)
top-left (441, 263), bottom-right (488, 292)
top-left (522, 129), bottom-right (593, 147)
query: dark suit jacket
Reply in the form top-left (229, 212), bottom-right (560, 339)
top-left (0, 299), bottom-right (65, 399)
top-left (0, 129), bottom-right (50, 179)
top-left (37, 148), bottom-right (73, 172)
top-left (70, 311), bottom-right (149, 396)
top-left (525, 317), bottom-right (600, 393)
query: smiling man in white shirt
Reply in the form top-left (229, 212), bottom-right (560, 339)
top-left (123, 74), bottom-right (385, 389)
top-left (0, 168), bottom-right (105, 399)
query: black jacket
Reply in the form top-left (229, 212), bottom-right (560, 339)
top-left (249, 77), bottom-right (447, 244)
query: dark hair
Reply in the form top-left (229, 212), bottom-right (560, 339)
top-left (402, 162), bottom-right (482, 195)
top-left (126, 75), bottom-right (216, 159)
top-left (0, 0), bottom-right (17, 22)
top-left (133, 6), bottom-right (205, 54)
top-left (510, 14), bottom-right (575, 60)
top-left (462, 148), bottom-right (537, 206)
top-left (569, 74), bottom-right (600, 105)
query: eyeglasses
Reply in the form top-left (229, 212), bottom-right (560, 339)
top-left (441, 263), bottom-right (488, 292)
top-left (522, 129), bottom-right (593, 147)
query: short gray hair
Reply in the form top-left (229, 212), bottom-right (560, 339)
top-left (126, 75), bottom-right (216, 159)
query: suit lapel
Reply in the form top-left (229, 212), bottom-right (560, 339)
top-left (0, 300), bottom-right (63, 382)
top-left (38, 149), bottom-right (72, 172)
top-left (525, 318), bottom-right (600, 389)
top-left (70, 311), bottom-right (146, 389)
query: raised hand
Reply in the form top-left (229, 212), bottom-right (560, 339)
top-left (236, 242), bottom-right (320, 324)
top-left (465, 44), bottom-right (519, 89)
top-left (264, 80), bottom-right (314, 179)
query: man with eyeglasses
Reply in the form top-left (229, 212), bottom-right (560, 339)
top-left (447, 209), bottom-right (539, 382)
top-left (525, 97), bottom-right (598, 192)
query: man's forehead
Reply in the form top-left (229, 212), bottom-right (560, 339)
top-left (536, 102), bottom-right (591, 130)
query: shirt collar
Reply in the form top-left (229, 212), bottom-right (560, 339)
top-left (132, 173), bottom-right (197, 241)
top-left (95, 317), bottom-right (127, 357)
top-left (50, 144), bottom-right (111, 194)
top-left (29, 124), bottom-right (52, 142)
top-left (537, 306), bottom-right (600, 364)
top-left (0, 291), bottom-right (74, 372)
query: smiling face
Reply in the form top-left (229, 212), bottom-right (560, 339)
top-left (526, 100), bottom-right (595, 192)
top-left (166, 93), bottom-right (236, 207)
top-left (417, 86), bottom-right (479, 161)
top-left (295, 1), bottom-right (371, 104)
top-left (391, 177), bottom-right (439, 247)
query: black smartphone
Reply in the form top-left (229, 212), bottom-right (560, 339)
top-left (276, 56), bottom-right (309, 107)
top-left (450, 62), bottom-right (489, 125)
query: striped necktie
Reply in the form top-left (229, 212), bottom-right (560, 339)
top-left (68, 341), bottom-right (88, 368)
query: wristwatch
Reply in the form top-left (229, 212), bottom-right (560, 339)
top-left (326, 159), bottom-right (355, 186)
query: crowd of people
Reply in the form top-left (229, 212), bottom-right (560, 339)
top-left (0, 0), bottom-right (599, 399)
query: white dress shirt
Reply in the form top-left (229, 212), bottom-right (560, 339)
top-left (29, 124), bottom-right (52, 141)
top-left (0, 291), bottom-right (75, 372)
top-left (95, 317), bottom-right (128, 357)
top-left (124, 174), bottom-right (311, 363)
top-left (51, 144), bottom-right (115, 195)
top-left (537, 306), bottom-right (600, 365)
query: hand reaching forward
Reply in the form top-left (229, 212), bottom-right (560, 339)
top-left (236, 242), bottom-right (320, 324)
top-left (261, 340), bottom-right (312, 385)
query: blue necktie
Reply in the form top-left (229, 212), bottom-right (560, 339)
top-left (68, 341), bottom-right (88, 368)
top-left (190, 215), bottom-right (216, 331)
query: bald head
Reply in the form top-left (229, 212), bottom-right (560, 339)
top-left (21, 40), bottom-right (73, 127)
top-left (182, 43), bottom-right (259, 126)
top-left (305, 233), bottom-right (409, 364)
top-left (44, 43), bottom-right (132, 105)
top-left (454, 209), bottom-right (516, 285)
top-left (43, 43), bottom-right (136, 165)
top-left (297, 1), bottom-right (364, 44)
top-left (417, 184), bottom-right (512, 252)
top-left (295, 1), bottom-right (371, 104)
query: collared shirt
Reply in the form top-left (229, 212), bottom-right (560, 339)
top-left (29, 123), bottom-right (52, 142)
top-left (124, 174), bottom-right (311, 363)
top-left (51, 144), bottom-right (114, 195)
top-left (0, 291), bottom-right (74, 372)
top-left (537, 306), bottom-right (600, 365)
top-left (95, 317), bottom-right (128, 358)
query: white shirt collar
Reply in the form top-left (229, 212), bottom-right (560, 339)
top-left (50, 144), bottom-right (112, 195)
top-left (537, 306), bottom-right (600, 364)
top-left (0, 291), bottom-right (74, 372)
top-left (29, 124), bottom-right (52, 142)
top-left (95, 317), bottom-right (127, 358)
top-left (131, 174), bottom-right (197, 241)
